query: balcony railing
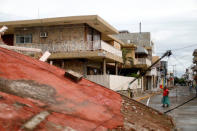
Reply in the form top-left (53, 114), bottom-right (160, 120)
top-left (16, 40), bottom-right (122, 57)
top-left (136, 58), bottom-right (151, 66)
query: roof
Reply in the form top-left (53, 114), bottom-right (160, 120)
top-left (0, 15), bottom-right (118, 34)
top-left (0, 46), bottom-right (175, 130)
top-left (113, 32), bottom-right (152, 48)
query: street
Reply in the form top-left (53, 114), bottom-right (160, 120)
top-left (140, 86), bottom-right (197, 131)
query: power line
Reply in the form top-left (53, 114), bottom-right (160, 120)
top-left (171, 54), bottom-right (187, 69)
top-left (171, 43), bottom-right (197, 51)
top-left (156, 43), bottom-right (197, 53)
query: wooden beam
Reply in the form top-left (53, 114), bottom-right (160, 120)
top-left (65, 69), bottom-right (83, 82)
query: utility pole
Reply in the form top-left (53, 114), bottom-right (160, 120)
top-left (172, 65), bottom-right (176, 86)
top-left (139, 22), bottom-right (141, 34)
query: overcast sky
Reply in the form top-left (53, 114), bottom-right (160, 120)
top-left (1, 0), bottom-right (197, 76)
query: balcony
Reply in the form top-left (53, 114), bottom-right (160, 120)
top-left (16, 40), bottom-right (122, 58)
top-left (100, 40), bottom-right (122, 57)
top-left (192, 65), bottom-right (197, 71)
top-left (146, 67), bottom-right (157, 76)
top-left (136, 58), bottom-right (151, 66)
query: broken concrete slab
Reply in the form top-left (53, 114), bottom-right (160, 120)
top-left (22, 111), bottom-right (50, 131)
top-left (65, 69), bottom-right (83, 82)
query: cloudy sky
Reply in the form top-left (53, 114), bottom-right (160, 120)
top-left (1, 0), bottom-right (197, 76)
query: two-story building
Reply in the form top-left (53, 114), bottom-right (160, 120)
top-left (113, 31), bottom-right (155, 91)
top-left (0, 15), bottom-right (123, 76)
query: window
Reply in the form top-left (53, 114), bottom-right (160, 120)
top-left (16, 34), bottom-right (32, 44)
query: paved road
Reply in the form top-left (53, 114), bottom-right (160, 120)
top-left (140, 86), bottom-right (197, 131)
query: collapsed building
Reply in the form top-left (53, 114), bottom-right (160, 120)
top-left (0, 44), bottom-right (175, 130)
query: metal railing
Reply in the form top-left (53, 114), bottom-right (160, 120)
top-left (16, 40), bottom-right (122, 57)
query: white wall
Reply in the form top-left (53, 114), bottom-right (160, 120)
top-left (101, 41), bottom-right (122, 57)
top-left (86, 75), bottom-right (142, 91)
top-left (86, 75), bottom-right (110, 88)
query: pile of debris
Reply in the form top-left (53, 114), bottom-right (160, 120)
top-left (0, 47), bottom-right (175, 130)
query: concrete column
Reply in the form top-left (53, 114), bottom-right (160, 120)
top-left (115, 62), bottom-right (118, 75)
top-left (83, 60), bottom-right (87, 77)
top-left (103, 58), bottom-right (106, 75)
top-left (151, 76), bottom-right (154, 90)
top-left (131, 48), bottom-right (135, 59)
top-left (141, 78), bottom-right (143, 91)
top-left (50, 60), bottom-right (53, 65)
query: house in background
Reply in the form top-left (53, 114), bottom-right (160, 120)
top-left (160, 61), bottom-right (168, 87)
top-left (151, 56), bottom-right (161, 89)
top-left (0, 15), bottom-right (123, 76)
top-left (113, 31), bottom-right (155, 91)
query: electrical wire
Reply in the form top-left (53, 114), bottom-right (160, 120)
top-left (164, 96), bottom-right (197, 114)
top-left (171, 54), bottom-right (187, 69)
top-left (171, 43), bottom-right (197, 51)
top-left (156, 43), bottom-right (197, 54)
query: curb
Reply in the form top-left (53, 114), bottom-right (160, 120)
top-left (134, 91), bottom-right (162, 101)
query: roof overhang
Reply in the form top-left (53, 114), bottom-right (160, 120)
top-left (101, 34), bottom-right (125, 46)
top-left (135, 46), bottom-right (148, 55)
top-left (0, 15), bottom-right (119, 35)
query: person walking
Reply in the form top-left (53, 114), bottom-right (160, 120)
top-left (162, 86), bottom-right (170, 107)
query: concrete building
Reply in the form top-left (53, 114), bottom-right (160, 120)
top-left (0, 15), bottom-right (123, 76)
top-left (160, 61), bottom-right (168, 87)
top-left (0, 16), bottom-right (145, 94)
top-left (151, 56), bottom-right (161, 89)
top-left (113, 31), bottom-right (155, 91)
